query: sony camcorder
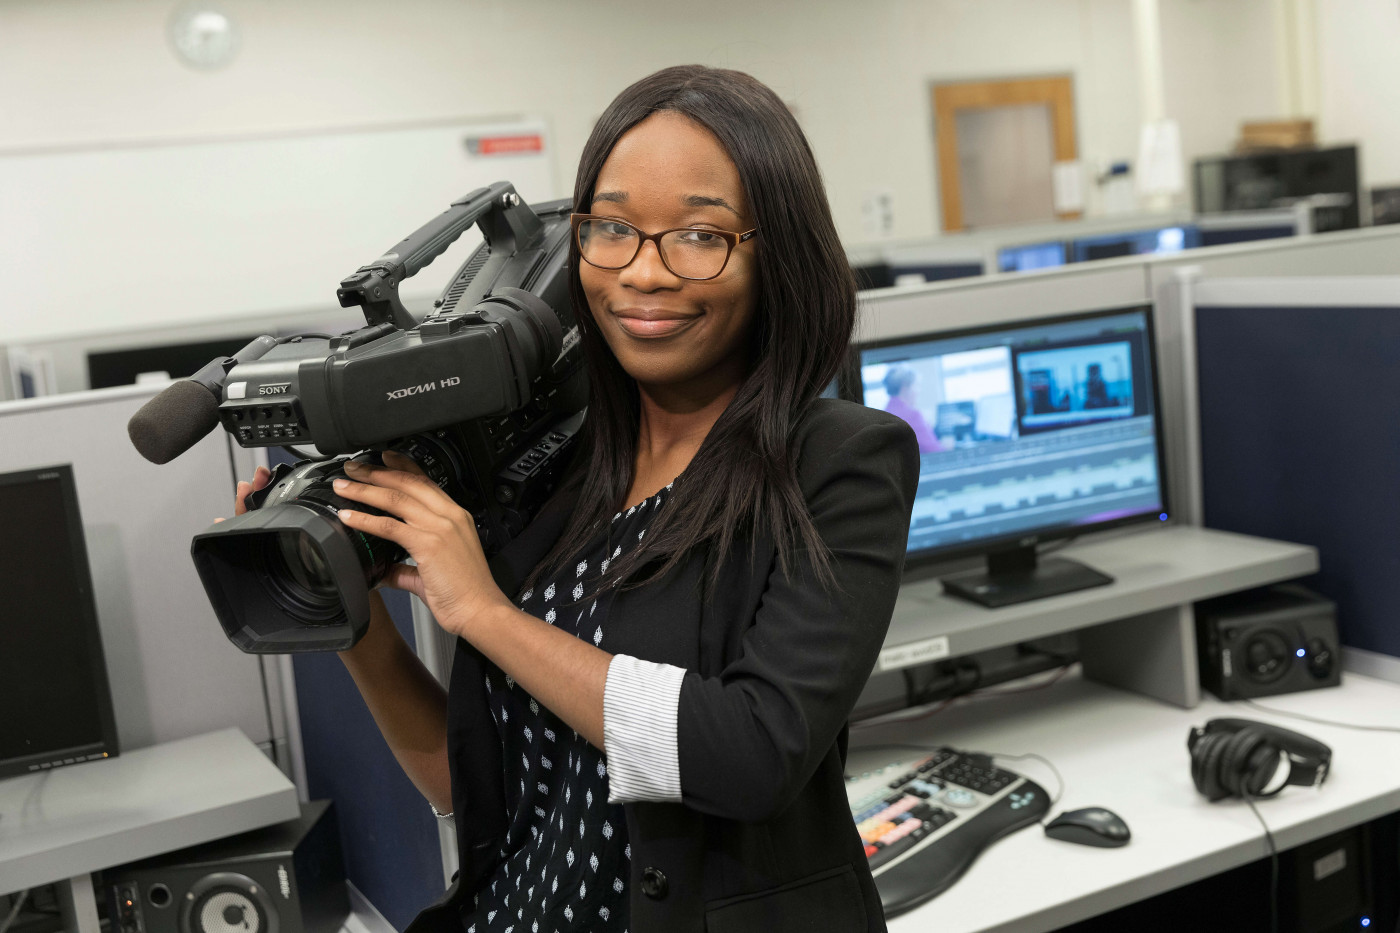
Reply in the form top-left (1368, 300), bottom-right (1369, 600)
top-left (128, 182), bottom-right (586, 653)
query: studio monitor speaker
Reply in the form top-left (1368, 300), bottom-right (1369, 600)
top-left (1196, 584), bottom-right (1341, 701)
top-left (105, 801), bottom-right (349, 933)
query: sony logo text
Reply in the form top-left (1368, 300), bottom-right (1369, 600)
top-left (387, 376), bottom-right (461, 401)
top-left (258, 383), bottom-right (291, 396)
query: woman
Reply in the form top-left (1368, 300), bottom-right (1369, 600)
top-left (237, 65), bottom-right (917, 932)
top-left (882, 366), bottom-right (946, 453)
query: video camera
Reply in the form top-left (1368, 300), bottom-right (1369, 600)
top-left (128, 182), bottom-right (586, 653)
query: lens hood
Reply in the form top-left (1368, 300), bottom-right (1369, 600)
top-left (192, 502), bottom-right (373, 652)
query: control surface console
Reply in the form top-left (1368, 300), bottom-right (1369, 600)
top-left (847, 747), bottom-right (1050, 917)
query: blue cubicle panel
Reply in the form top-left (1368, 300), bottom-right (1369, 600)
top-left (277, 449), bottom-right (446, 929)
top-left (1196, 305), bottom-right (1400, 658)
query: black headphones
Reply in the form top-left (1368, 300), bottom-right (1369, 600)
top-left (1187, 718), bottom-right (1332, 802)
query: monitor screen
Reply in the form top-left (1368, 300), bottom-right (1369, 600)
top-left (88, 335), bottom-right (262, 390)
top-left (1069, 226), bottom-right (1200, 263)
top-left (1198, 224), bottom-right (1294, 248)
top-left (997, 241), bottom-right (1066, 273)
top-left (858, 307), bottom-right (1169, 565)
top-left (0, 465), bottom-right (119, 778)
top-left (851, 261), bottom-right (895, 290)
top-left (887, 262), bottom-right (984, 285)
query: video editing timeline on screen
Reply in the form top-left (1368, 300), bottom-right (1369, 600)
top-left (860, 308), bottom-right (1166, 562)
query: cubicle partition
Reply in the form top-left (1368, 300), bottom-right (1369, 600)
top-left (1188, 277), bottom-right (1400, 665)
top-left (0, 386), bottom-right (277, 751)
top-left (1151, 223), bottom-right (1400, 285)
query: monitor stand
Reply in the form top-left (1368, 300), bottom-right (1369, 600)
top-left (939, 544), bottom-right (1114, 608)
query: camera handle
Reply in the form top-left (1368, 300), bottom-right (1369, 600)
top-left (336, 181), bottom-right (546, 330)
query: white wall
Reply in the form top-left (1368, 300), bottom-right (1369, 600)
top-left (0, 0), bottom-right (1310, 341)
top-left (21, 0), bottom-right (1388, 343)
top-left (1159, 0), bottom-right (1281, 173)
top-left (1315, 0), bottom-right (1400, 191)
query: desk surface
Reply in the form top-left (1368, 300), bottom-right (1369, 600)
top-left (883, 526), bottom-right (1317, 671)
top-left (849, 669), bottom-right (1400, 933)
top-left (0, 728), bottom-right (299, 895)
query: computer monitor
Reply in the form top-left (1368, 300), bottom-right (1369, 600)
top-left (1069, 225), bottom-right (1200, 263)
top-left (1371, 187), bottom-right (1400, 227)
top-left (0, 464), bottom-right (120, 778)
top-left (851, 261), bottom-right (895, 291)
top-left (87, 335), bottom-right (263, 389)
top-left (856, 306), bottom-right (1170, 607)
top-left (1194, 145), bottom-right (1360, 231)
top-left (887, 261), bottom-right (984, 285)
top-left (1197, 223), bottom-right (1294, 247)
top-left (997, 241), bottom-right (1067, 273)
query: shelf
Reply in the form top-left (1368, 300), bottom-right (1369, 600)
top-left (881, 525), bottom-right (1317, 669)
top-left (0, 728), bottom-right (299, 896)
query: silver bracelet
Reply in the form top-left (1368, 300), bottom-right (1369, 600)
top-left (431, 802), bottom-right (454, 820)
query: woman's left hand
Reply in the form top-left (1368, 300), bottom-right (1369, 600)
top-left (333, 452), bottom-right (513, 638)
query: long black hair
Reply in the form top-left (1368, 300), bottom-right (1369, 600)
top-left (530, 64), bottom-right (857, 593)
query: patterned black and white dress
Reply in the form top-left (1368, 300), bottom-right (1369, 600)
top-left (460, 486), bottom-right (672, 933)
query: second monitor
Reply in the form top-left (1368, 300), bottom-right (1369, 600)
top-left (857, 306), bottom-right (1170, 607)
top-left (1070, 225), bottom-right (1200, 262)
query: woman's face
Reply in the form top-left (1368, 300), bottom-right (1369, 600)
top-left (579, 111), bottom-right (759, 398)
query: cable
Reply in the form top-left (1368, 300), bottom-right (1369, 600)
top-left (851, 661), bottom-right (1076, 729)
top-left (1241, 698), bottom-right (1400, 734)
top-left (0, 890), bottom-right (29, 933)
top-left (964, 663), bottom-right (1074, 698)
top-left (1242, 793), bottom-right (1279, 933)
top-left (982, 751), bottom-right (1065, 808)
top-left (257, 656), bottom-right (280, 771)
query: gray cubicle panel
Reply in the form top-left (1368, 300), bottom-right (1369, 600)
top-left (857, 260), bottom-right (1152, 343)
top-left (13, 306), bottom-right (368, 396)
top-left (1188, 277), bottom-right (1400, 662)
top-left (0, 385), bottom-right (280, 754)
top-left (1149, 223), bottom-right (1400, 285)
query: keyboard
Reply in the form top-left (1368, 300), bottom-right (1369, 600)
top-left (847, 747), bottom-right (1050, 918)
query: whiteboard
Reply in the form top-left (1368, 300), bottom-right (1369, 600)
top-left (1, 119), bottom-right (558, 343)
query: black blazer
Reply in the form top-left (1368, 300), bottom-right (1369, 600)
top-left (407, 399), bottom-right (919, 933)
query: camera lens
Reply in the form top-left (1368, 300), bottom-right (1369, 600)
top-left (262, 529), bottom-right (344, 626)
top-left (277, 529), bottom-right (338, 594)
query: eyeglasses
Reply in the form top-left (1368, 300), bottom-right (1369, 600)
top-left (571, 213), bottom-right (758, 281)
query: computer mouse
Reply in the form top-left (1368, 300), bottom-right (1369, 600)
top-left (1044, 807), bottom-right (1131, 847)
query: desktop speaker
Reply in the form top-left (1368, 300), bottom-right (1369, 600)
top-left (1279, 822), bottom-right (1376, 933)
top-left (104, 801), bottom-right (349, 933)
top-left (1195, 584), bottom-right (1341, 701)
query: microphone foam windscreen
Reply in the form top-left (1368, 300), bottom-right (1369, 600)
top-left (127, 380), bottom-right (222, 464)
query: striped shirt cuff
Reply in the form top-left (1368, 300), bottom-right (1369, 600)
top-left (603, 654), bottom-right (686, 804)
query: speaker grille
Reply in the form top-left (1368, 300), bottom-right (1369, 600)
top-left (181, 873), bottom-right (277, 933)
top-left (195, 890), bottom-right (264, 933)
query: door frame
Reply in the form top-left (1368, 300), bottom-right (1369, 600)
top-left (931, 75), bottom-right (1080, 232)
